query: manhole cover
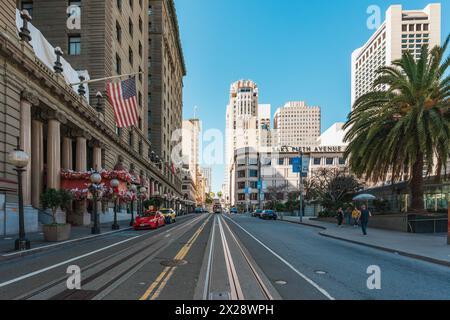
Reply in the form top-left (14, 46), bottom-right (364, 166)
top-left (160, 259), bottom-right (187, 267)
top-left (275, 280), bottom-right (287, 285)
top-left (315, 270), bottom-right (327, 275)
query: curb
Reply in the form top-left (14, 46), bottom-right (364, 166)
top-left (0, 226), bottom-right (133, 260)
top-left (280, 217), bottom-right (326, 230)
top-left (280, 218), bottom-right (450, 268)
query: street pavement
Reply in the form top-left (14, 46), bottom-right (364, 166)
top-left (0, 213), bottom-right (448, 300)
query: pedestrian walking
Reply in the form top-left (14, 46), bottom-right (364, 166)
top-left (336, 207), bottom-right (344, 227)
top-left (344, 207), bottom-right (352, 225)
top-left (351, 207), bottom-right (361, 227)
top-left (360, 205), bottom-right (372, 235)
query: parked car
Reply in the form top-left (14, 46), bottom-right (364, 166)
top-left (133, 211), bottom-right (166, 230)
top-left (195, 207), bottom-right (204, 214)
top-left (230, 208), bottom-right (238, 214)
top-left (260, 210), bottom-right (278, 220)
top-left (159, 208), bottom-right (177, 224)
top-left (252, 209), bottom-right (263, 217)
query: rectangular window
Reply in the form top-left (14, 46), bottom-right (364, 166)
top-left (116, 22), bottom-right (122, 43)
top-left (278, 158), bottom-right (284, 165)
top-left (238, 170), bottom-right (246, 178)
top-left (313, 158), bottom-right (321, 165)
top-left (116, 54), bottom-right (121, 74)
top-left (117, 0), bottom-right (122, 11)
top-left (68, 36), bottom-right (81, 55)
top-left (238, 182), bottom-right (245, 189)
top-left (249, 170), bottom-right (258, 178)
top-left (248, 158), bottom-right (258, 166)
top-left (423, 24), bottom-right (429, 31)
top-left (326, 158), bottom-right (334, 165)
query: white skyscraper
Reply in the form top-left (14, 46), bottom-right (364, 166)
top-left (224, 80), bottom-right (264, 206)
top-left (273, 101), bottom-right (321, 148)
top-left (351, 4), bottom-right (441, 106)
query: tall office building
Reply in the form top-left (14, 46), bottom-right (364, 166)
top-left (148, 0), bottom-right (186, 181)
top-left (273, 101), bottom-right (321, 148)
top-left (182, 119), bottom-right (201, 204)
top-left (201, 167), bottom-right (212, 194)
top-left (351, 3), bottom-right (441, 106)
top-left (224, 80), bottom-right (261, 205)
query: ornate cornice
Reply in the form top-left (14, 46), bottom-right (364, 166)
top-left (20, 88), bottom-right (39, 106)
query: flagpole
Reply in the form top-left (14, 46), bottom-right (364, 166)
top-left (70, 71), bottom-right (144, 87)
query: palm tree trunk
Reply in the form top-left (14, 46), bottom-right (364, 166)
top-left (410, 153), bottom-right (425, 213)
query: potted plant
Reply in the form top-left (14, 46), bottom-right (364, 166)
top-left (41, 189), bottom-right (73, 242)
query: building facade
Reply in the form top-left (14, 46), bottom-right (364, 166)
top-left (230, 123), bottom-right (349, 213)
top-left (181, 119), bottom-right (200, 207)
top-left (351, 3), bottom-right (441, 106)
top-left (273, 101), bottom-right (321, 149)
top-left (224, 80), bottom-right (268, 206)
top-left (0, 2), bottom-right (186, 236)
top-left (201, 167), bottom-right (212, 194)
top-left (148, 0), bottom-right (186, 183)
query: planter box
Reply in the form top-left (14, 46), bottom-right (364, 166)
top-left (43, 224), bottom-right (71, 242)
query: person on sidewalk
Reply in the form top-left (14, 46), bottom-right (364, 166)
top-left (360, 205), bottom-right (372, 235)
top-left (336, 207), bottom-right (344, 227)
top-left (344, 207), bottom-right (352, 225)
top-left (351, 207), bottom-right (361, 227)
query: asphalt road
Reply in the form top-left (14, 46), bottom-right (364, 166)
top-left (0, 213), bottom-right (448, 300)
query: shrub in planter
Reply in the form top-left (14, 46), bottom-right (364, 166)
top-left (41, 189), bottom-right (73, 242)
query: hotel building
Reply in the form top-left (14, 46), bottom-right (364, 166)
top-left (351, 3), bottom-right (441, 106)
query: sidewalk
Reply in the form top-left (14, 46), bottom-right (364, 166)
top-left (0, 220), bottom-right (132, 257)
top-left (281, 216), bottom-right (450, 267)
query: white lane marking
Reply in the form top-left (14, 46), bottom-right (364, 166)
top-left (1, 227), bottom-right (132, 257)
top-left (203, 215), bottom-right (216, 300)
top-left (224, 216), bottom-right (335, 300)
top-left (0, 215), bottom-right (205, 289)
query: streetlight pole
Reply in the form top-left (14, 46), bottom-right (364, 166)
top-left (129, 184), bottom-right (137, 226)
top-left (8, 138), bottom-right (30, 251)
top-left (111, 179), bottom-right (120, 230)
top-left (90, 172), bottom-right (102, 235)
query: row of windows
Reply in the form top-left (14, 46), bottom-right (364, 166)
top-left (402, 23), bottom-right (429, 32)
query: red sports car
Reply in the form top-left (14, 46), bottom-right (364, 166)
top-left (133, 211), bottom-right (166, 230)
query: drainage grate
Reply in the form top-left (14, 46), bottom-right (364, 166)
top-left (160, 259), bottom-right (188, 267)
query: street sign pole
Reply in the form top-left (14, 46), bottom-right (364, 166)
top-left (299, 150), bottom-right (303, 223)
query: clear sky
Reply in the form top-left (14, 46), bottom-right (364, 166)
top-left (174, 0), bottom-right (449, 193)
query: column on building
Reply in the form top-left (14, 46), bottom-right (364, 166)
top-left (73, 129), bottom-right (91, 226)
top-left (31, 118), bottom-right (44, 209)
top-left (91, 139), bottom-right (103, 171)
top-left (20, 90), bottom-right (39, 206)
top-left (61, 135), bottom-right (73, 170)
top-left (47, 111), bottom-right (66, 190)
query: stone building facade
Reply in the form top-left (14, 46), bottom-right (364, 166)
top-left (0, 3), bottom-right (184, 235)
top-left (148, 0), bottom-right (186, 181)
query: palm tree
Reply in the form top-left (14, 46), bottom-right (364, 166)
top-left (344, 35), bottom-right (450, 212)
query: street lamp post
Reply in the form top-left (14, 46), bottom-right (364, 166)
top-left (90, 172), bottom-right (102, 235)
top-left (129, 184), bottom-right (137, 226)
top-left (8, 138), bottom-right (30, 251)
top-left (111, 179), bottom-right (120, 230)
top-left (139, 186), bottom-right (147, 215)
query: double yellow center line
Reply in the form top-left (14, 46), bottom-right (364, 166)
top-left (139, 215), bottom-right (211, 300)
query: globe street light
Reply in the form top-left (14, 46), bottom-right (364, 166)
top-left (110, 179), bottom-right (120, 230)
top-left (90, 172), bottom-right (102, 234)
top-left (129, 184), bottom-right (137, 226)
top-left (8, 138), bottom-right (30, 251)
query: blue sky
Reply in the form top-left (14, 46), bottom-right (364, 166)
top-left (175, 0), bottom-right (449, 193)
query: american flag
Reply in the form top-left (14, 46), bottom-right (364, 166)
top-left (107, 77), bottom-right (138, 128)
